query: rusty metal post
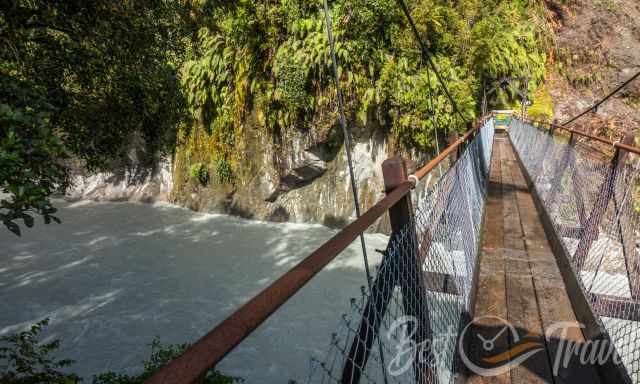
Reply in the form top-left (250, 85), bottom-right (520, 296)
top-left (611, 132), bottom-right (640, 299)
top-left (383, 157), bottom-right (436, 384)
top-left (342, 157), bottom-right (436, 384)
top-left (551, 119), bottom-right (558, 134)
top-left (573, 133), bottom-right (633, 271)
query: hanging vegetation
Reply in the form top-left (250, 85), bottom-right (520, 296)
top-left (1, 0), bottom-right (551, 233)
top-left (176, 0), bottom-right (550, 183)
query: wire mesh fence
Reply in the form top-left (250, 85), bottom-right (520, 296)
top-left (308, 119), bottom-right (495, 384)
top-left (508, 118), bottom-right (640, 383)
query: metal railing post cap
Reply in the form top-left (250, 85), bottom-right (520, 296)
top-left (408, 174), bottom-right (419, 188)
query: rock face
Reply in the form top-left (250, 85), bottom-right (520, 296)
top-left (66, 160), bottom-right (173, 203)
top-left (269, 134), bottom-right (390, 230)
top-left (170, 116), bottom-right (405, 232)
top-left (546, 0), bottom-right (640, 135)
top-left (65, 119), bottom-right (417, 234)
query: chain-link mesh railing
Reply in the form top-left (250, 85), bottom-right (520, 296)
top-left (308, 120), bottom-right (495, 384)
top-left (509, 118), bottom-right (640, 383)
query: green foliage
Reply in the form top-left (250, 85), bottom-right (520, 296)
top-left (0, 319), bottom-right (79, 384)
top-left (0, 1), bottom-right (191, 234)
top-left (189, 162), bottom-right (210, 185)
top-left (556, 47), bottom-right (610, 88)
top-left (0, 319), bottom-right (241, 384)
top-left (1, 0), bottom-right (553, 233)
top-left (0, 81), bottom-right (65, 235)
top-left (376, 56), bottom-right (476, 148)
top-left (274, 53), bottom-right (309, 111)
top-left (467, 1), bottom-right (548, 88)
top-left (91, 339), bottom-right (241, 384)
top-left (214, 158), bottom-right (233, 184)
top-left (179, 0), bottom-right (550, 159)
top-left (594, 0), bottom-right (617, 11)
top-left (528, 85), bottom-right (554, 120)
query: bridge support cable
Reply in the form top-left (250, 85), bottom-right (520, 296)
top-left (393, 0), bottom-right (469, 128)
top-left (424, 62), bottom-right (444, 177)
top-left (321, 1), bottom-right (390, 383)
top-left (508, 118), bottom-right (640, 383)
top-left (562, 70), bottom-right (640, 127)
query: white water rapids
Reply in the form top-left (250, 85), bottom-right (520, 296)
top-left (0, 200), bottom-right (387, 383)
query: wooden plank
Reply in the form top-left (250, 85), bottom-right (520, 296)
top-left (504, 250), bottom-right (554, 384)
top-left (467, 135), bottom-right (511, 384)
top-left (500, 152), bottom-right (525, 251)
top-left (506, 141), bottom-right (602, 384)
top-left (482, 138), bottom-right (504, 250)
top-left (467, 249), bottom-right (511, 384)
top-left (502, 150), bottom-right (554, 384)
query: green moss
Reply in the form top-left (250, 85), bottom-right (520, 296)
top-left (214, 158), bottom-right (233, 184)
top-left (189, 162), bottom-right (209, 185)
top-left (528, 85), bottom-right (554, 120)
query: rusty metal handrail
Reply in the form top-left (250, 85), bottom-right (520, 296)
top-left (614, 141), bottom-right (640, 156)
top-left (412, 122), bottom-right (482, 181)
top-left (144, 119), bottom-right (487, 384)
top-left (522, 118), bottom-right (640, 156)
top-left (145, 182), bottom-right (413, 384)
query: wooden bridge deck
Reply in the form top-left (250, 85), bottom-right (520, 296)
top-left (467, 133), bottom-right (603, 384)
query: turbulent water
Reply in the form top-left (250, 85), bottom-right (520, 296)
top-left (0, 200), bottom-right (387, 383)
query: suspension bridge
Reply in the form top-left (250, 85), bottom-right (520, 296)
top-left (141, 1), bottom-right (640, 383)
top-left (140, 115), bottom-right (640, 384)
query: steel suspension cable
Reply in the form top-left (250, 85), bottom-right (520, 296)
top-left (424, 56), bottom-right (444, 176)
top-left (394, 0), bottom-right (469, 125)
top-left (562, 69), bottom-right (640, 127)
top-left (321, 2), bottom-right (389, 382)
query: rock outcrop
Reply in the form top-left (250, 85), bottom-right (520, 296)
top-left (66, 160), bottom-right (173, 203)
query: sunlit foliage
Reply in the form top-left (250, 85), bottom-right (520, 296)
top-left (181, 0), bottom-right (549, 159)
top-left (1, 0), bottom-right (551, 234)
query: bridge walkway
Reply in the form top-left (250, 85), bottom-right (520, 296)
top-left (468, 133), bottom-right (602, 384)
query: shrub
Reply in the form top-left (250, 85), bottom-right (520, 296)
top-left (92, 338), bottom-right (242, 384)
top-left (0, 319), bottom-right (242, 384)
top-left (0, 319), bottom-right (79, 384)
top-left (189, 162), bottom-right (209, 186)
top-left (214, 158), bottom-right (232, 184)
top-left (528, 85), bottom-right (554, 120)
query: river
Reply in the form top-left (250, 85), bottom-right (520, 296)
top-left (0, 200), bottom-right (387, 383)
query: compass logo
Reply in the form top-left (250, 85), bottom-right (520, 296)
top-left (457, 315), bottom-right (545, 376)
